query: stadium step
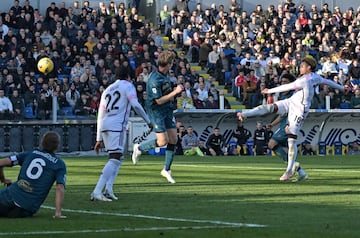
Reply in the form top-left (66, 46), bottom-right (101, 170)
top-left (230, 104), bottom-right (246, 110)
top-left (165, 34), bottom-right (244, 110)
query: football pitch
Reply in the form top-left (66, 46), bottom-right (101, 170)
top-left (1, 155), bottom-right (360, 238)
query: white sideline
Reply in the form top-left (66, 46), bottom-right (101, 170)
top-left (169, 163), bottom-right (360, 173)
top-left (41, 205), bottom-right (266, 228)
top-left (0, 225), bottom-right (256, 236)
top-left (0, 206), bottom-right (266, 236)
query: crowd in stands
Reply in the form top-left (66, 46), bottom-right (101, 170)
top-left (161, 0), bottom-right (360, 109)
top-left (1, 0), bottom-right (360, 121)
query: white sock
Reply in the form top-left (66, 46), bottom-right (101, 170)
top-left (93, 160), bottom-right (117, 195)
top-left (286, 138), bottom-right (297, 173)
top-left (105, 159), bottom-right (122, 194)
top-left (243, 104), bottom-right (274, 118)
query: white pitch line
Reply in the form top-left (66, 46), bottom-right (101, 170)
top-left (42, 205), bottom-right (266, 228)
top-left (174, 163), bottom-right (360, 173)
top-left (0, 225), bottom-right (251, 236)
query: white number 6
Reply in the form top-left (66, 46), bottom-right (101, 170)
top-left (26, 158), bottom-right (46, 179)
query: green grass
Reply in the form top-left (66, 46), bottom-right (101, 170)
top-left (1, 155), bottom-right (360, 238)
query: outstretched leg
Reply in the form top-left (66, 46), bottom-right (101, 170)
top-left (237, 104), bottom-right (277, 121)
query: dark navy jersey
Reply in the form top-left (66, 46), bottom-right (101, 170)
top-left (146, 70), bottom-right (174, 111)
top-left (7, 150), bottom-right (66, 214)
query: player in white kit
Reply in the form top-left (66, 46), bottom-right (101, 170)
top-left (237, 57), bottom-right (345, 181)
top-left (91, 66), bottom-right (152, 201)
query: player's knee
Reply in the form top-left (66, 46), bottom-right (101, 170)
top-left (257, 104), bottom-right (275, 113)
top-left (268, 141), bottom-right (276, 150)
top-left (156, 139), bottom-right (168, 147)
top-left (109, 152), bottom-right (123, 160)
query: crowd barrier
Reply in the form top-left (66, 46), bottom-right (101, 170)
top-left (0, 109), bottom-right (359, 155)
top-left (129, 109), bottom-right (360, 156)
top-left (0, 120), bottom-right (96, 153)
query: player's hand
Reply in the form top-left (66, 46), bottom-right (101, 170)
top-left (174, 84), bottom-right (184, 94)
top-left (261, 88), bottom-right (269, 94)
top-left (285, 125), bottom-right (289, 133)
top-left (94, 141), bottom-right (103, 154)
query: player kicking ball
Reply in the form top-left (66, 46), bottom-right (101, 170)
top-left (266, 73), bottom-right (308, 182)
top-left (237, 56), bottom-right (345, 181)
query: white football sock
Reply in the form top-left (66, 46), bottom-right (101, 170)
top-left (286, 138), bottom-right (298, 173)
top-left (105, 159), bottom-right (122, 194)
top-left (93, 160), bottom-right (117, 195)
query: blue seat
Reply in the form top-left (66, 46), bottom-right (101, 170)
top-left (61, 107), bottom-right (76, 119)
top-left (63, 66), bottom-right (72, 74)
top-left (351, 79), bottom-right (360, 86)
top-left (340, 103), bottom-right (351, 109)
top-left (24, 106), bottom-right (36, 119)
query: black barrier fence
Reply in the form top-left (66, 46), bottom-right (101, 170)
top-left (0, 121), bottom-right (96, 153)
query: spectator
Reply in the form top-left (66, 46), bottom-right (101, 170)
top-left (65, 83), bottom-right (80, 108)
top-left (175, 122), bottom-right (186, 155)
top-left (348, 59), bottom-right (360, 80)
top-left (252, 60), bottom-right (266, 78)
top-left (302, 143), bottom-right (315, 155)
top-left (196, 81), bottom-right (208, 102)
top-left (350, 88), bottom-right (360, 109)
top-left (36, 91), bottom-right (51, 120)
top-left (234, 69), bottom-right (246, 101)
top-left (9, 89), bottom-right (23, 121)
top-left (232, 120), bottom-right (251, 155)
top-left (206, 127), bottom-right (226, 156)
top-left (53, 84), bottom-right (68, 109)
top-left (0, 88), bottom-right (14, 120)
top-left (347, 141), bottom-right (360, 155)
top-left (172, 0), bottom-right (189, 14)
top-left (242, 70), bottom-right (258, 108)
top-left (204, 95), bottom-right (218, 109)
top-left (207, 44), bottom-right (219, 74)
top-left (182, 126), bottom-right (204, 156)
top-left (192, 91), bottom-right (204, 109)
top-left (177, 90), bottom-right (194, 109)
top-left (253, 121), bottom-right (268, 155)
top-left (199, 37), bottom-right (212, 69)
top-left (159, 4), bottom-right (170, 30)
top-left (74, 93), bottom-right (91, 116)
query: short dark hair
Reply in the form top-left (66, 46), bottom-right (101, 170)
top-left (41, 131), bottom-right (60, 152)
top-left (281, 73), bottom-right (296, 82)
top-left (115, 66), bottom-right (129, 79)
top-left (302, 57), bottom-right (317, 71)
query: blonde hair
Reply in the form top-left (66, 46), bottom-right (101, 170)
top-left (157, 51), bottom-right (175, 67)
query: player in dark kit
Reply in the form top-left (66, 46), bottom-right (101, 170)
top-left (0, 131), bottom-right (66, 218)
top-left (132, 51), bottom-right (184, 183)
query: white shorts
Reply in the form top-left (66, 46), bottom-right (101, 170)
top-left (102, 131), bottom-right (127, 154)
top-left (275, 98), bottom-right (308, 136)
